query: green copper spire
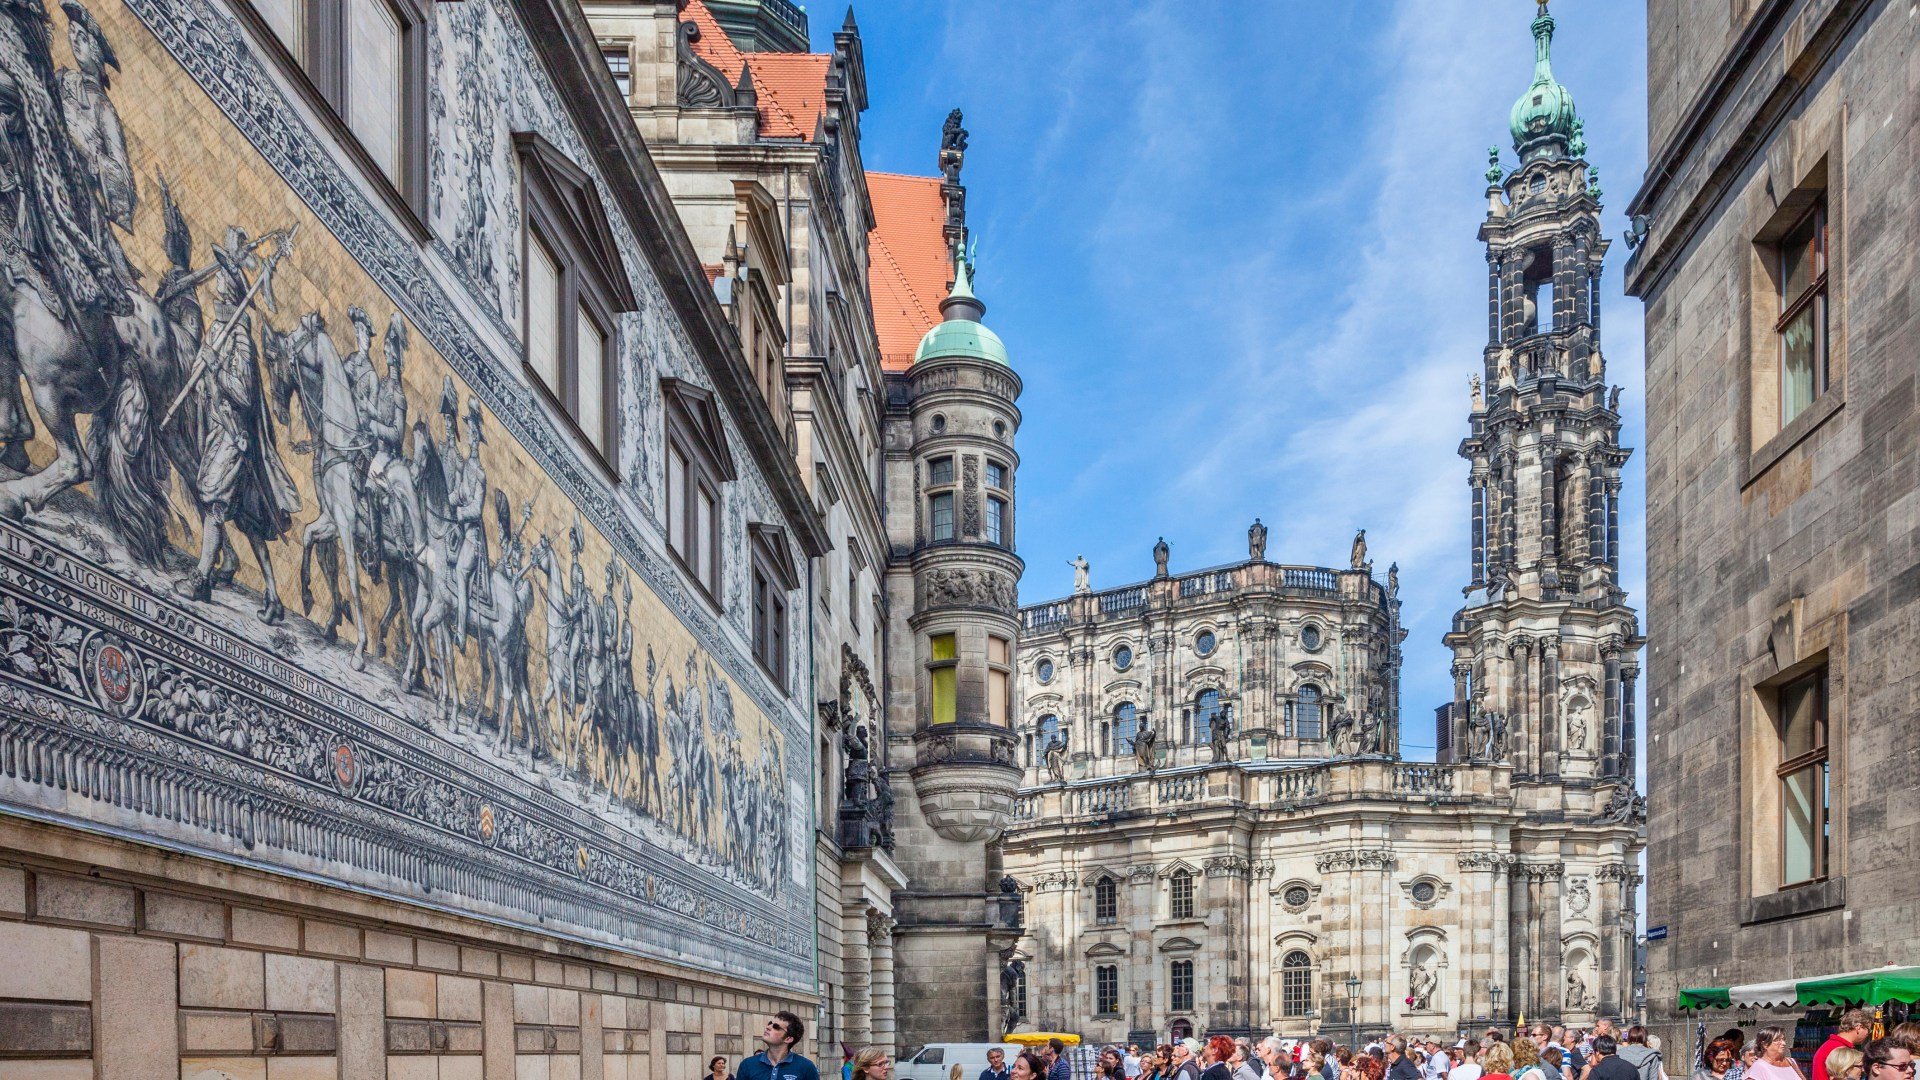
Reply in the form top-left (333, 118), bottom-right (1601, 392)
top-left (916, 239), bottom-right (1009, 366)
top-left (1508, 1), bottom-right (1580, 161)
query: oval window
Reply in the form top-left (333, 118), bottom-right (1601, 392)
top-left (1196, 630), bottom-right (1216, 657)
top-left (1412, 881), bottom-right (1437, 903)
top-left (1301, 625), bottom-right (1323, 651)
top-left (1037, 658), bottom-right (1055, 685)
top-left (1114, 645), bottom-right (1133, 672)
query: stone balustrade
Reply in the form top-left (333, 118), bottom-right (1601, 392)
top-left (1009, 759), bottom-right (1504, 826)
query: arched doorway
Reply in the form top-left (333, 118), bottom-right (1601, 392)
top-left (1170, 1018), bottom-right (1193, 1042)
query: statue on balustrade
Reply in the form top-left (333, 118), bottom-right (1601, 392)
top-left (1133, 720), bottom-right (1159, 774)
top-left (1068, 554), bottom-right (1090, 594)
top-left (1359, 710), bottom-right (1385, 756)
top-left (1249, 518), bottom-right (1267, 561)
top-left (1153, 536), bottom-right (1170, 579)
top-left (1043, 733), bottom-right (1069, 786)
top-left (1350, 529), bottom-right (1369, 570)
top-left (1208, 704), bottom-right (1232, 763)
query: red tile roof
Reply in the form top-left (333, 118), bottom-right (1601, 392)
top-left (681, 0), bottom-right (830, 140)
top-left (866, 171), bottom-right (952, 371)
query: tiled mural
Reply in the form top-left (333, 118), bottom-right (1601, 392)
top-left (0, 0), bottom-right (810, 989)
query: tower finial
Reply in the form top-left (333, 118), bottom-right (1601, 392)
top-left (940, 108), bottom-right (969, 251)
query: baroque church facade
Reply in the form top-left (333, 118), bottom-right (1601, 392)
top-left (1001, 4), bottom-right (1645, 1045)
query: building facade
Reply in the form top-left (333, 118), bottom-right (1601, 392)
top-left (1001, 4), bottom-right (1645, 1045)
top-left (0, 0), bottom-right (836, 1074)
top-left (1625, 0), bottom-right (1919, 1051)
top-left (581, 0), bottom-right (1028, 1057)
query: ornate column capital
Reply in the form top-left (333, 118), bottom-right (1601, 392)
top-left (1458, 851), bottom-right (1515, 873)
top-left (1205, 855), bottom-right (1252, 880)
top-left (1354, 848), bottom-right (1396, 872)
top-left (1521, 861), bottom-right (1566, 882)
top-left (1541, 635), bottom-right (1562, 656)
top-left (866, 910), bottom-right (897, 945)
top-left (1315, 850), bottom-right (1356, 874)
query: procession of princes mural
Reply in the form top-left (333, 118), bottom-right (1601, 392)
top-left (0, 0), bottom-right (792, 895)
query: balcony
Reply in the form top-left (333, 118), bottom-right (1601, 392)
top-left (1005, 759), bottom-right (1505, 829)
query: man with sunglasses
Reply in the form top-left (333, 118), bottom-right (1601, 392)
top-left (739, 1011), bottom-right (821, 1080)
top-left (1865, 1039), bottom-right (1915, 1080)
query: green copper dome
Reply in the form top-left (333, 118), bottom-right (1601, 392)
top-left (1508, 3), bottom-right (1580, 160)
top-left (914, 244), bottom-right (1011, 366)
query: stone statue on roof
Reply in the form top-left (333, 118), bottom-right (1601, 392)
top-left (1249, 518), bottom-right (1267, 561)
top-left (1153, 537), bottom-right (1170, 579)
top-left (1350, 529), bottom-right (1369, 570)
top-left (940, 108), bottom-right (967, 186)
top-left (1069, 555), bottom-right (1090, 594)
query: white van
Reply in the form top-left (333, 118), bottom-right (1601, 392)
top-left (896, 1043), bottom-right (1026, 1080)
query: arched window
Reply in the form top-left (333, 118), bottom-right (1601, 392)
top-left (1169, 869), bottom-right (1195, 920)
top-left (1114, 702), bottom-right (1139, 755)
top-left (1036, 715), bottom-right (1062, 766)
top-left (1295, 685), bottom-right (1322, 740)
top-left (1280, 950), bottom-right (1314, 1017)
top-left (1095, 877), bottom-right (1117, 923)
top-left (1192, 689), bottom-right (1221, 744)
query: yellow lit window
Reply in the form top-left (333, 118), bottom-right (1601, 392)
top-left (930, 633), bottom-right (957, 724)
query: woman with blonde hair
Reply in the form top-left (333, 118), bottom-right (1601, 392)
top-left (853, 1047), bottom-right (895, 1080)
top-left (1824, 1048), bottom-right (1863, 1080)
top-left (1484, 1041), bottom-right (1517, 1080)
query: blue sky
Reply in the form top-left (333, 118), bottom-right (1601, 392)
top-left (818, 2), bottom-right (1649, 759)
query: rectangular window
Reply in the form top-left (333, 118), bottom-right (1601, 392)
top-left (1777, 201), bottom-right (1829, 426)
top-left (987, 497), bottom-right (1007, 546)
top-left (526, 230), bottom-right (563, 393)
top-left (930, 633), bottom-right (957, 725)
top-left (930, 493), bottom-right (955, 543)
top-left (601, 43), bottom-right (631, 99)
top-left (928, 456), bottom-right (954, 486)
top-left (1096, 965), bottom-right (1119, 1015)
top-left (1094, 879), bottom-right (1117, 923)
top-left (1777, 667), bottom-right (1829, 887)
top-left (576, 306), bottom-right (608, 457)
top-left (1170, 872), bottom-right (1194, 920)
top-left (1169, 959), bottom-right (1194, 1012)
top-left (847, 565), bottom-right (859, 634)
top-left (751, 567), bottom-right (786, 687)
top-left (988, 636), bottom-right (1011, 727)
top-left (986, 461), bottom-right (1007, 489)
top-left (696, 486), bottom-right (717, 593)
top-left (346, 0), bottom-right (404, 182)
top-left (667, 445), bottom-right (687, 555)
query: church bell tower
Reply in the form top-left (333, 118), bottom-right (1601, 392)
top-left (1445, 1), bottom-right (1642, 786)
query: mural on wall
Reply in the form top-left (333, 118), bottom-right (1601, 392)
top-left (0, 0), bottom-right (807, 985)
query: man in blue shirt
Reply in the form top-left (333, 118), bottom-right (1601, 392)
top-left (738, 1012), bottom-right (821, 1080)
top-left (1046, 1039), bottom-right (1073, 1080)
top-left (982, 1048), bottom-right (1012, 1080)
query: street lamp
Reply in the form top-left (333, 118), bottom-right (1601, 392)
top-left (1346, 974), bottom-right (1362, 1047)
top-left (1490, 984), bottom-right (1504, 1028)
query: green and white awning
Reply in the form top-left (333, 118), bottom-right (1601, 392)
top-left (1679, 966), bottom-right (1920, 1009)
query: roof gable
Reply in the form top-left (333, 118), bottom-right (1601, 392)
top-left (866, 171), bottom-right (949, 371)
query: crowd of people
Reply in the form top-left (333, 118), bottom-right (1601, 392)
top-left (720, 1009), bottom-right (1917, 1080)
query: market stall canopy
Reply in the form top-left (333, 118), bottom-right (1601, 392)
top-left (1679, 965), bottom-right (1920, 1009)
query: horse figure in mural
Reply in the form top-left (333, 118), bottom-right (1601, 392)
top-left (472, 492), bottom-right (535, 758)
top-left (404, 420), bottom-right (475, 726)
top-left (528, 530), bottom-right (578, 762)
top-left (263, 312), bottom-right (373, 670)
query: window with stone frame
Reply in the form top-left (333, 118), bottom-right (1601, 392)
top-left (748, 525), bottom-right (798, 691)
top-left (1775, 198), bottom-right (1829, 427)
top-left (1094, 877), bottom-right (1118, 924)
top-left (988, 636), bottom-right (1013, 726)
top-left (1191, 689), bottom-right (1221, 745)
top-left (1775, 666), bottom-right (1830, 888)
top-left (1280, 950), bottom-right (1314, 1017)
top-left (1169, 959), bottom-right (1194, 1012)
top-left (926, 456), bottom-right (956, 543)
top-left (928, 633), bottom-right (957, 725)
top-left (1169, 869), bottom-right (1195, 920)
top-left (247, 0), bottom-right (428, 210)
top-left (599, 40), bottom-right (631, 100)
top-left (1293, 684), bottom-right (1323, 740)
top-left (1113, 702), bottom-right (1139, 756)
top-left (520, 134), bottom-right (638, 471)
top-left (1096, 964), bottom-right (1121, 1016)
top-left (985, 459), bottom-right (1011, 548)
top-left (662, 380), bottom-right (736, 601)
